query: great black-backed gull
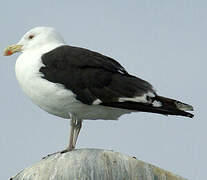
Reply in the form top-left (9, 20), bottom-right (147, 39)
top-left (4, 27), bottom-right (194, 152)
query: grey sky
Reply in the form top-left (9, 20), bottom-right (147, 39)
top-left (0, 1), bottom-right (205, 179)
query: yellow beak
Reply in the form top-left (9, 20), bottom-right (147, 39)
top-left (4, 44), bottom-right (23, 56)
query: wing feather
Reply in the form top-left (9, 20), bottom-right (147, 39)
top-left (40, 45), bottom-right (155, 105)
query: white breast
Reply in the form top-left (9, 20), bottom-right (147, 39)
top-left (15, 44), bottom-right (77, 118)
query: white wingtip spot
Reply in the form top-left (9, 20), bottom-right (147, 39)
top-left (152, 100), bottom-right (162, 107)
top-left (175, 102), bottom-right (194, 111)
top-left (92, 99), bottom-right (102, 105)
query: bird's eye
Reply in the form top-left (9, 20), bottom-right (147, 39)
top-left (28, 35), bottom-right (34, 40)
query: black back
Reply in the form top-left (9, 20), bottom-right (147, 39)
top-left (40, 45), bottom-right (154, 105)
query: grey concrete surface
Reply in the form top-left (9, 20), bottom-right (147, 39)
top-left (11, 149), bottom-right (187, 180)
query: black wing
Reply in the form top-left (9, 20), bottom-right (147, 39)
top-left (40, 45), bottom-right (194, 118)
top-left (40, 45), bottom-right (154, 105)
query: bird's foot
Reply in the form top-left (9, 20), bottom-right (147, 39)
top-left (42, 147), bottom-right (74, 159)
top-left (42, 152), bottom-right (59, 159)
top-left (60, 147), bottom-right (74, 154)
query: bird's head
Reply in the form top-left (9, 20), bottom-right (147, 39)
top-left (4, 26), bottom-right (65, 56)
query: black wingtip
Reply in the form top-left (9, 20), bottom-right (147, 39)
top-left (186, 112), bottom-right (194, 118)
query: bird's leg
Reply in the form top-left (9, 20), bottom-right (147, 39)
top-left (68, 115), bottom-right (76, 150)
top-left (43, 114), bottom-right (82, 158)
top-left (72, 118), bottom-right (83, 148)
top-left (61, 113), bottom-right (82, 153)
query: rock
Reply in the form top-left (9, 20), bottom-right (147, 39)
top-left (10, 149), bottom-right (187, 180)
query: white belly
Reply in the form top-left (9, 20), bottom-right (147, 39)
top-left (15, 48), bottom-right (132, 120)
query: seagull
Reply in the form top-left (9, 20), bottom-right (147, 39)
top-left (4, 27), bottom-right (194, 152)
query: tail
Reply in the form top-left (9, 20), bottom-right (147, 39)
top-left (101, 95), bottom-right (194, 118)
top-left (152, 96), bottom-right (194, 118)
